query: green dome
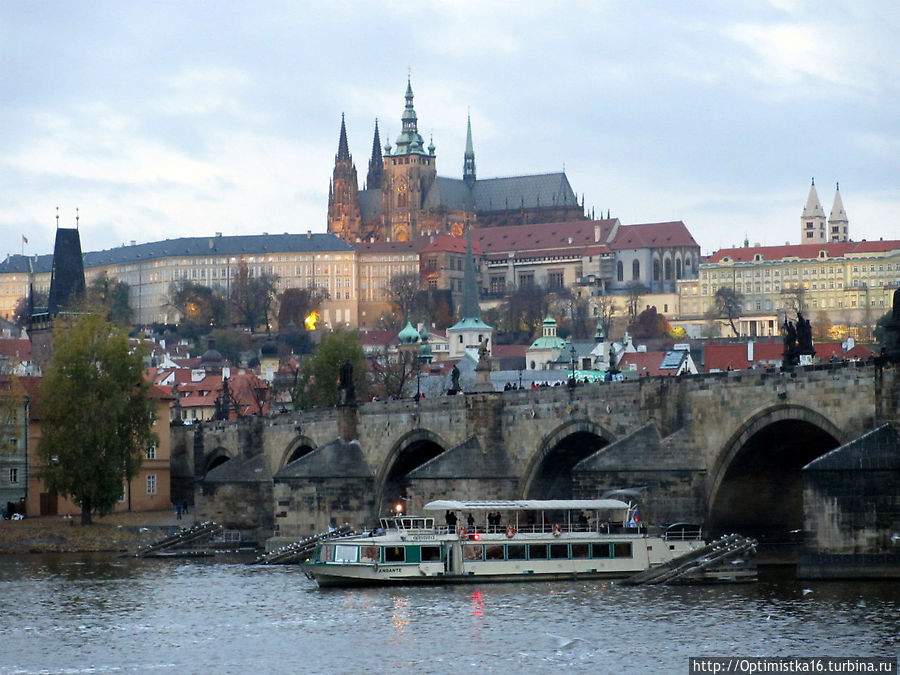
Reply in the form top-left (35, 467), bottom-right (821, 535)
top-left (398, 321), bottom-right (420, 345)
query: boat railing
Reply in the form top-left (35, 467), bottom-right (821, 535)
top-left (434, 522), bottom-right (645, 536)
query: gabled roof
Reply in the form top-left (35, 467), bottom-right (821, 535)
top-left (703, 341), bottom-right (783, 372)
top-left (422, 176), bottom-right (474, 211)
top-left (608, 221), bottom-right (698, 250)
top-left (359, 189), bottom-right (382, 221)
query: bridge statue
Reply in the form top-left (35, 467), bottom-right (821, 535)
top-left (339, 360), bottom-right (356, 405)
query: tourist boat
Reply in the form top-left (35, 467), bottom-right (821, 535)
top-left (301, 499), bottom-right (705, 587)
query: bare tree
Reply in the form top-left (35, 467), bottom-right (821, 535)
top-left (625, 282), bottom-right (648, 321)
top-left (230, 261), bottom-right (278, 330)
top-left (593, 295), bottom-right (616, 339)
top-left (711, 286), bottom-right (745, 337)
top-left (782, 286), bottom-right (807, 316)
top-left (388, 272), bottom-right (421, 322)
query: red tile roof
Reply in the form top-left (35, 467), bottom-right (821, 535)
top-left (617, 351), bottom-right (679, 377)
top-left (609, 221), bottom-right (698, 250)
top-left (475, 219), bottom-right (617, 254)
top-left (0, 339), bottom-right (31, 360)
top-left (707, 239), bottom-right (900, 264)
top-left (703, 341), bottom-right (783, 372)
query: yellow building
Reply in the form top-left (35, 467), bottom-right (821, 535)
top-left (678, 240), bottom-right (900, 339)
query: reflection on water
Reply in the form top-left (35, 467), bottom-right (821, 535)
top-left (0, 556), bottom-right (897, 674)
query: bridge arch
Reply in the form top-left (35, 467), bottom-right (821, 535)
top-left (278, 435), bottom-right (318, 469)
top-left (203, 446), bottom-right (233, 475)
top-left (375, 428), bottom-right (451, 516)
top-left (521, 419), bottom-right (616, 499)
top-left (707, 404), bottom-right (845, 543)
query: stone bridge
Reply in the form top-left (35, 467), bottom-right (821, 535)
top-left (174, 362), bottom-right (898, 543)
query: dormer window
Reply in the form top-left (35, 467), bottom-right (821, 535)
top-left (754, 254), bottom-right (763, 262)
top-left (818, 250), bottom-right (827, 259)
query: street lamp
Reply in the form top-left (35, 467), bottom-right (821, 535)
top-left (569, 344), bottom-right (577, 389)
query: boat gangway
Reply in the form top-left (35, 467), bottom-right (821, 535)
top-left (133, 521), bottom-right (223, 558)
top-left (252, 525), bottom-right (356, 565)
top-left (621, 533), bottom-right (757, 585)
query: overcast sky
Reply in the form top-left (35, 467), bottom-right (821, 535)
top-left (2, 1), bottom-right (898, 259)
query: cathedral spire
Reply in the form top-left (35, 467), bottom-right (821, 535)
top-left (336, 113), bottom-right (351, 163)
top-left (463, 112), bottom-right (476, 187)
top-left (366, 119), bottom-right (384, 190)
top-left (801, 177), bottom-right (826, 243)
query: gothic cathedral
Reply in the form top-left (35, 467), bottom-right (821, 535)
top-left (327, 80), bottom-right (585, 243)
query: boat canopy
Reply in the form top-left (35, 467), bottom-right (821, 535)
top-left (424, 499), bottom-right (630, 512)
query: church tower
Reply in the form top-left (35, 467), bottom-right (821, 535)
top-left (801, 178), bottom-right (826, 244)
top-left (828, 182), bottom-right (849, 242)
top-left (381, 79), bottom-right (437, 242)
top-left (327, 114), bottom-right (362, 242)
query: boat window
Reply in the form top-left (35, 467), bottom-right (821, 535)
top-left (321, 545), bottom-right (335, 562)
top-left (384, 546), bottom-right (406, 563)
top-left (571, 543), bottom-right (589, 559)
top-left (463, 545), bottom-right (483, 561)
top-left (591, 543), bottom-right (611, 559)
top-left (550, 544), bottom-right (569, 560)
top-left (334, 545), bottom-right (358, 563)
top-left (528, 544), bottom-right (548, 560)
top-left (421, 546), bottom-right (441, 562)
top-left (485, 545), bottom-right (504, 561)
top-left (612, 542), bottom-right (633, 558)
top-left (361, 546), bottom-right (380, 563)
top-left (506, 544), bottom-right (526, 560)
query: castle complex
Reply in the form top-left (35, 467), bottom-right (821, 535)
top-left (327, 80), bottom-right (585, 243)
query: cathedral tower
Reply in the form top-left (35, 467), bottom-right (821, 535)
top-left (828, 182), bottom-right (849, 242)
top-left (381, 79), bottom-right (437, 242)
top-left (327, 114), bottom-right (362, 242)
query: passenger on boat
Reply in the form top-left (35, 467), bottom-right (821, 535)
top-left (467, 513), bottom-right (475, 531)
top-left (445, 511), bottom-right (458, 529)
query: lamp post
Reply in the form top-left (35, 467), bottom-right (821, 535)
top-left (569, 344), bottom-right (577, 389)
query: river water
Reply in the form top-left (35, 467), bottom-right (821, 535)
top-left (0, 554), bottom-right (896, 674)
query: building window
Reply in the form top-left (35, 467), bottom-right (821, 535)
top-left (518, 273), bottom-right (534, 287)
top-left (147, 474), bottom-right (157, 495)
top-left (146, 445), bottom-right (156, 460)
top-left (653, 260), bottom-right (660, 281)
top-left (548, 271), bottom-right (564, 289)
top-left (9, 468), bottom-right (18, 484)
top-left (617, 261), bottom-right (624, 282)
top-left (632, 260), bottom-right (640, 281)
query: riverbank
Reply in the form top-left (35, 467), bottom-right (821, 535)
top-left (0, 510), bottom-right (194, 554)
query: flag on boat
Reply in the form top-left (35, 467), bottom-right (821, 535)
top-left (22, 235), bottom-right (28, 244)
top-left (628, 508), bottom-right (641, 527)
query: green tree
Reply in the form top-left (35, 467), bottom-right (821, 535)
top-left (711, 286), bottom-right (744, 337)
top-left (168, 280), bottom-right (228, 331)
top-left (294, 330), bottom-right (366, 410)
top-left (87, 274), bottom-right (133, 325)
top-left (38, 313), bottom-right (157, 525)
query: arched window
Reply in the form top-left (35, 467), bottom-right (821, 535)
top-left (653, 260), bottom-right (660, 281)
top-left (664, 258), bottom-right (673, 280)
top-left (684, 255), bottom-right (692, 272)
top-left (617, 261), bottom-right (624, 281)
top-left (676, 258), bottom-right (683, 279)
top-left (632, 260), bottom-right (640, 280)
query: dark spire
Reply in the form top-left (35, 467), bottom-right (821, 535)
top-left (461, 226), bottom-right (481, 320)
top-left (46, 227), bottom-right (86, 315)
top-left (336, 113), bottom-right (351, 163)
top-left (463, 112), bottom-right (476, 188)
top-left (366, 118), bottom-right (384, 190)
